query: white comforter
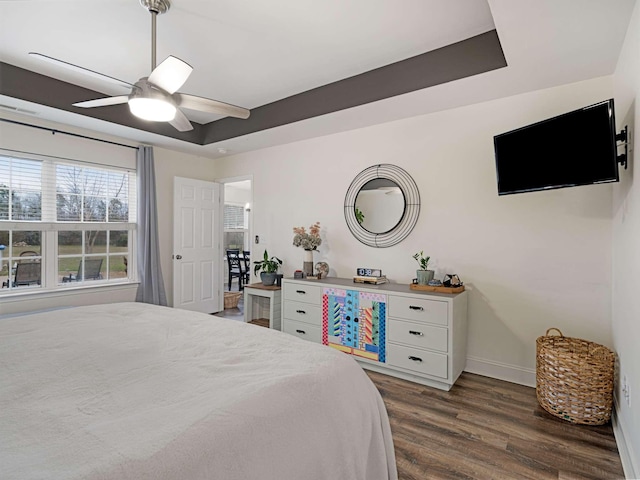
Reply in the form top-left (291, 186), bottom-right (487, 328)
top-left (0, 302), bottom-right (397, 480)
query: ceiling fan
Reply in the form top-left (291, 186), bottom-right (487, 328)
top-left (29, 0), bottom-right (250, 132)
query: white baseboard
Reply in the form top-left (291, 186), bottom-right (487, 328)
top-left (464, 356), bottom-right (536, 387)
top-left (613, 398), bottom-right (639, 480)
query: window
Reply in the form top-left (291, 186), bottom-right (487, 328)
top-left (223, 204), bottom-right (248, 252)
top-left (0, 154), bottom-right (135, 293)
top-left (0, 156), bottom-right (42, 221)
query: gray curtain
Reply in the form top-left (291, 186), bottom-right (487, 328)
top-left (136, 146), bottom-right (167, 306)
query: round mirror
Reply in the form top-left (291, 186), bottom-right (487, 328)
top-left (355, 179), bottom-right (405, 233)
top-left (344, 164), bottom-right (420, 248)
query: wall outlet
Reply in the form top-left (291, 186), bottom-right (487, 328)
top-left (622, 375), bottom-right (631, 407)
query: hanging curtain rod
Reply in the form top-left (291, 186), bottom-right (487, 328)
top-left (0, 118), bottom-right (139, 150)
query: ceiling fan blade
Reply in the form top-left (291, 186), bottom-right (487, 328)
top-left (29, 52), bottom-right (134, 89)
top-left (147, 56), bottom-right (193, 94)
top-left (174, 93), bottom-right (250, 119)
top-left (73, 96), bottom-right (129, 108)
top-left (170, 108), bottom-right (194, 132)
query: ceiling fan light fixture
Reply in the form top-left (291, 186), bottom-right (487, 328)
top-left (31, 0), bottom-right (248, 131)
top-left (129, 97), bottom-right (176, 121)
top-left (128, 78), bottom-right (177, 121)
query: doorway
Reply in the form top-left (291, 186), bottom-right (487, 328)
top-left (172, 176), bottom-right (222, 313)
top-left (219, 176), bottom-right (252, 319)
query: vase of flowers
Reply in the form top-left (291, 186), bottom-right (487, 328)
top-left (293, 222), bottom-right (322, 277)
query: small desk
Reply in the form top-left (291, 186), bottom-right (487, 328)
top-left (243, 283), bottom-right (282, 330)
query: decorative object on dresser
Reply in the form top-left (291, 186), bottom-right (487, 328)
top-left (412, 250), bottom-right (434, 285)
top-left (282, 277), bottom-right (468, 391)
top-left (410, 282), bottom-right (465, 294)
top-left (443, 273), bottom-right (463, 288)
top-left (344, 164), bottom-right (420, 248)
top-left (356, 267), bottom-right (383, 277)
top-left (353, 275), bottom-right (387, 285)
top-left (292, 222), bottom-right (321, 277)
top-left (354, 267), bottom-right (387, 284)
top-left (315, 261), bottom-right (329, 279)
top-left (252, 249), bottom-right (282, 286)
top-left (411, 274), bottom-right (465, 293)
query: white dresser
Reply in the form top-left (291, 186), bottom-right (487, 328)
top-left (281, 277), bottom-right (468, 391)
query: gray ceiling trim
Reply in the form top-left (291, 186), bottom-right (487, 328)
top-left (203, 30), bottom-right (506, 144)
top-left (0, 30), bottom-right (505, 146)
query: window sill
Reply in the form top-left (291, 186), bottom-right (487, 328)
top-left (0, 281), bottom-right (140, 305)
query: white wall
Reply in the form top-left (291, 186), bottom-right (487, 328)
top-left (213, 76), bottom-right (615, 386)
top-left (224, 183), bottom-right (251, 206)
top-left (612, 0), bottom-right (640, 476)
top-left (151, 148), bottom-right (219, 307)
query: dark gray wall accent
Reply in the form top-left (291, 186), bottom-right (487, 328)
top-left (1, 30), bottom-right (505, 146)
top-left (203, 30), bottom-right (506, 144)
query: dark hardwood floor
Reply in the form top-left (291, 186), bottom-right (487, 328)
top-left (366, 370), bottom-right (624, 480)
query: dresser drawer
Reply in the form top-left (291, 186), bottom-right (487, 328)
top-left (283, 301), bottom-right (322, 326)
top-left (388, 295), bottom-right (448, 326)
top-left (283, 283), bottom-right (323, 305)
top-left (282, 319), bottom-right (322, 343)
top-left (388, 319), bottom-right (448, 353)
top-left (387, 344), bottom-right (448, 379)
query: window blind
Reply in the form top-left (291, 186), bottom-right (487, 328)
top-left (0, 153), bottom-right (136, 224)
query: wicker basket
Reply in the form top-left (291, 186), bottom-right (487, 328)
top-left (223, 291), bottom-right (242, 309)
top-left (536, 328), bottom-right (615, 425)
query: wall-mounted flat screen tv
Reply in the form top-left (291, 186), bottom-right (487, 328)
top-left (494, 99), bottom-right (619, 195)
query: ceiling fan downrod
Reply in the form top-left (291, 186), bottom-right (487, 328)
top-left (140, 0), bottom-right (171, 70)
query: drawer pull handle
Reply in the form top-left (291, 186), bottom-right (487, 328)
top-left (409, 305), bottom-right (424, 311)
top-left (409, 330), bottom-right (423, 336)
top-left (296, 310), bottom-right (306, 314)
top-left (408, 356), bottom-right (423, 362)
top-left (295, 329), bottom-right (306, 335)
top-left (296, 290), bottom-right (306, 294)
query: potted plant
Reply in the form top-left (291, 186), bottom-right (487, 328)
top-left (412, 250), bottom-right (434, 285)
top-left (253, 249), bottom-right (282, 286)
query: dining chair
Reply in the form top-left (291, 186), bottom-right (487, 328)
top-left (226, 250), bottom-right (243, 291)
top-left (242, 251), bottom-right (251, 285)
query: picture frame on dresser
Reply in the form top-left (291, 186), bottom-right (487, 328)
top-left (281, 277), bottom-right (468, 391)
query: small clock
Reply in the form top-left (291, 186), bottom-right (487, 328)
top-left (356, 267), bottom-right (382, 277)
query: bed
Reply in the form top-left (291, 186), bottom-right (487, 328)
top-left (0, 302), bottom-right (397, 480)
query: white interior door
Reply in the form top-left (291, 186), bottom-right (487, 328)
top-left (173, 176), bottom-right (222, 313)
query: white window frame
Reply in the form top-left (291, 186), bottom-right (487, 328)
top-left (0, 152), bottom-right (137, 296)
top-left (223, 203), bottom-right (249, 252)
